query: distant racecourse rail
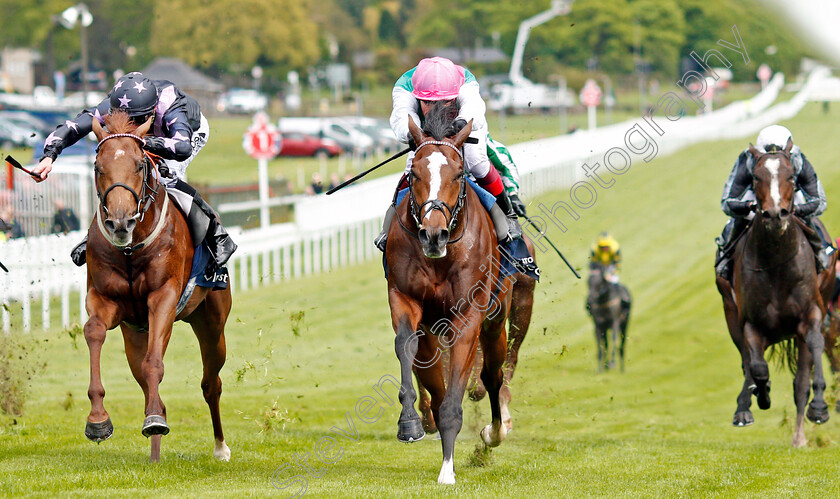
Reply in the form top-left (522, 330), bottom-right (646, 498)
top-left (1, 67), bottom-right (837, 333)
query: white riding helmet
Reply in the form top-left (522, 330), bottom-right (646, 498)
top-left (756, 125), bottom-right (792, 153)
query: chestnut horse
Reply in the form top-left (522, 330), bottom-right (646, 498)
top-left (83, 111), bottom-right (232, 462)
top-left (715, 138), bottom-right (836, 446)
top-left (385, 104), bottom-right (534, 484)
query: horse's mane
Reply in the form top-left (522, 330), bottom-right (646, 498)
top-left (103, 110), bottom-right (140, 135)
top-left (422, 101), bottom-right (460, 140)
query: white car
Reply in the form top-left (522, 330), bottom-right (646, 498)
top-left (217, 88), bottom-right (268, 114)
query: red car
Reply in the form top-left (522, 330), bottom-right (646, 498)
top-left (276, 132), bottom-right (342, 158)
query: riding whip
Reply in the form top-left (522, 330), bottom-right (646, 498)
top-left (522, 214), bottom-right (581, 279)
top-left (326, 137), bottom-right (479, 195)
top-left (326, 148), bottom-right (411, 195)
top-left (5, 155), bottom-right (40, 179)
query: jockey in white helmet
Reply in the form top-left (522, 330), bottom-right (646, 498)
top-left (715, 125), bottom-right (833, 280)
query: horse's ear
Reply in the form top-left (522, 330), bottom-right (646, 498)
top-left (407, 115), bottom-right (424, 147)
top-left (784, 137), bottom-right (793, 155)
top-left (134, 116), bottom-right (154, 137)
top-left (748, 143), bottom-right (761, 160)
top-left (451, 119), bottom-right (473, 149)
top-left (91, 117), bottom-right (107, 142)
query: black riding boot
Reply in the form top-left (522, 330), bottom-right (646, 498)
top-left (374, 205), bottom-right (397, 252)
top-left (804, 217), bottom-right (835, 272)
top-left (715, 217), bottom-right (748, 281)
top-left (168, 179), bottom-right (237, 270)
top-left (71, 235), bottom-right (88, 266)
top-left (491, 190), bottom-right (523, 244)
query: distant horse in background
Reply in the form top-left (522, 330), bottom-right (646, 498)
top-left (82, 111), bottom-right (232, 462)
top-left (715, 138), bottom-right (836, 446)
top-left (586, 262), bottom-right (631, 372)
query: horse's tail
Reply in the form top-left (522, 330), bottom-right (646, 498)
top-left (767, 339), bottom-right (798, 375)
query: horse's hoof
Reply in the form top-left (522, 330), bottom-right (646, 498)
top-left (752, 382), bottom-right (771, 410)
top-left (480, 423), bottom-right (507, 447)
top-left (732, 411), bottom-right (754, 427)
top-left (397, 418), bottom-right (425, 443)
top-left (141, 415), bottom-right (170, 437)
top-left (807, 403), bottom-right (830, 424)
top-left (468, 383), bottom-right (487, 401)
top-left (85, 417), bottom-right (114, 442)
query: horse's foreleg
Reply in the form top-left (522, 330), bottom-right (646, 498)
top-left (792, 335), bottom-right (813, 447)
top-left (609, 317), bottom-right (621, 370)
top-left (83, 291), bottom-right (120, 442)
top-left (479, 320), bottom-right (508, 447)
top-left (805, 307), bottom-right (830, 426)
top-left (437, 314), bottom-right (481, 485)
top-left (141, 285), bottom-right (179, 457)
top-left (744, 322), bottom-right (770, 411)
top-left (389, 291), bottom-right (424, 443)
top-left (414, 334), bottom-right (445, 434)
top-left (594, 324), bottom-right (607, 372)
top-left (501, 275), bottom-right (535, 424)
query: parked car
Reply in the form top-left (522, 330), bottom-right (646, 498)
top-left (216, 88), bottom-right (268, 114)
top-left (276, 132), bottom-right (342, 158)
top-left (0, 111), bottom-right (53, 135)
top-left (0, 118), bottom-right (44, 148)
top-left (340, 116), bottom-right (400, 152)
top-left (277, 117), bottom-right (374, 155)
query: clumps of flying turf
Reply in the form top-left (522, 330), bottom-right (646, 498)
top-left (0, 335), bottom-right (46, 416)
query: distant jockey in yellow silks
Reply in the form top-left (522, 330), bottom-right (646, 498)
top-left (590, 232), bottom-right (621, 283)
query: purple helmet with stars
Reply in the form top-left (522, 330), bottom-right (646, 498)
top-left (109, 72), bottom-right (158, 118)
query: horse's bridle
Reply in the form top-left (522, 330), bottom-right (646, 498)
top-left (95, 133), bottom-right (160, 224)
top-left (401, 139), bottom-right (469, 245)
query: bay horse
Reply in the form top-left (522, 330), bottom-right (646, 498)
top-left (83, 111), bottom-right (232, 462)
top-left (715, 138), bottom-right (836, 446)
top-left (385, 105), bottom-right (534, 484)
top-left (586, 262), bottom-right (631, 372)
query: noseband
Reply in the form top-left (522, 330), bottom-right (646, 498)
top-left (402, 140), bottom-right (468, 244)
top-left (95, 133), bottom-right (159, 223)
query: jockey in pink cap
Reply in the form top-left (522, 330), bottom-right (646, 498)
top-left (376, 57), bottom-right (525, 251)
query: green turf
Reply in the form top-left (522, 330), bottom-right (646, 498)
top-left (2, 103), bottom-right (840, 497)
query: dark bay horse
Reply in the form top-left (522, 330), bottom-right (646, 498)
top-left (715, 138), bottom-right (836, 446)
top-left (83, 111), bottom-right (232, 461)
top-left (385, 106), bottom-right (534, 484)
top-left (586, 263), bottom-right (631, 372)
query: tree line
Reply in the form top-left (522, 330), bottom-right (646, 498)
top-left (0, 0), bottom-right (810, 90)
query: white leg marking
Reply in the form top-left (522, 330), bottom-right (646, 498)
top-left (765, 158), bottom-right (781, 208)
top-left (423, 152), bottom-right (447, 221)
top-left (214, 439), bottom-right (231, 461)
top-left (437, 456), bottom-right (456, 484)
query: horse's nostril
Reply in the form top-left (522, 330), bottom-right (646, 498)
top-left (780, 208), bottom-right (790, 218)
top-left (418, 229), bottom-right (429, 244)
top-left (126, 218), bottom-right (137, 231)
top-left (439, 229), bottom-right (450, 243)
top-left (104, 219), bottom-right (116, 232)
top-left (762, 211), bottom-right (772, 219)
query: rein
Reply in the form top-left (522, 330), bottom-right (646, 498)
top-left (398, 139), bottom-right (469, 245)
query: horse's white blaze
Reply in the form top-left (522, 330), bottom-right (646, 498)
top-left (113, 149), bottom-right (125, 160)
top-left (214, 439), bottom-right (231, 461)
top-left (765, 158), bottom-right (781, 208)
top-left (437, 457), bottom-right (455, 484)
top-left (424, 152), bottom-right (447, 221)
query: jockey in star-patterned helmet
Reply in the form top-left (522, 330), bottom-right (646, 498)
top-left (31, 71), bottom-right (237, 272)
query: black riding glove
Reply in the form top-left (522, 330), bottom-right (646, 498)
top-left (407, 135), bottom-right (417, 151)
top-left (510, 193), bottom-right (527, 217)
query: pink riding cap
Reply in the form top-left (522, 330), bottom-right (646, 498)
top-left (411, 57), bottom-right (465, 101)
